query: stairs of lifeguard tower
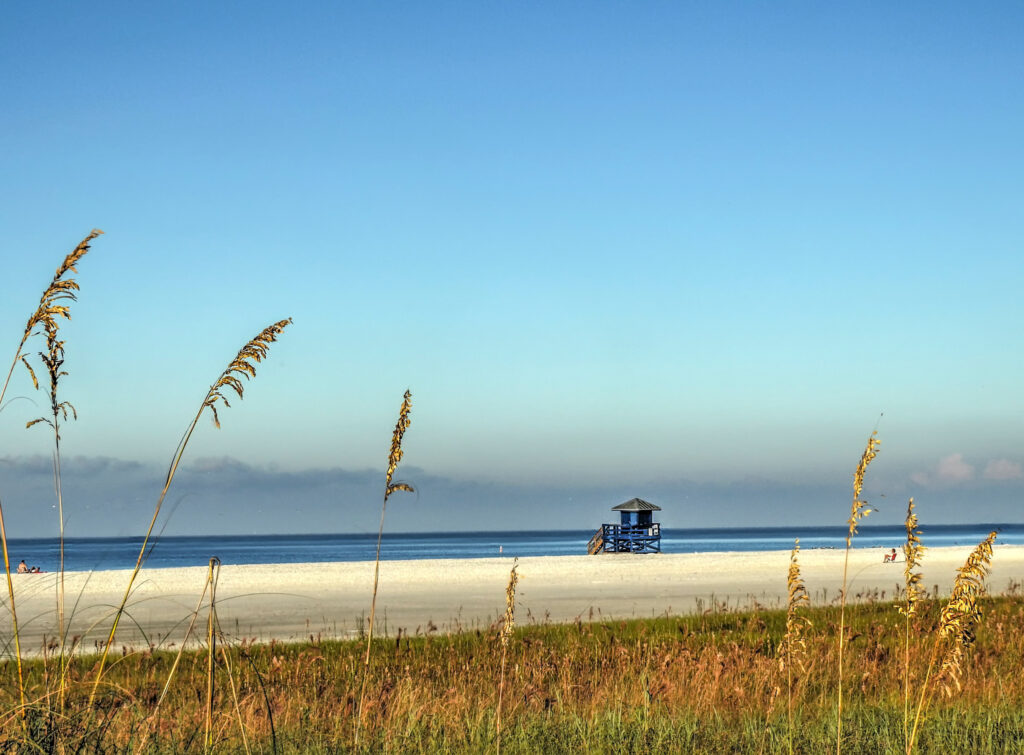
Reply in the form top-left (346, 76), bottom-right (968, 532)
top-left (587, 528), bottom-right (604, 555)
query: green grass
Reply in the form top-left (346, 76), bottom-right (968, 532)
top-left (2, 597), bottom-right (1023, 752)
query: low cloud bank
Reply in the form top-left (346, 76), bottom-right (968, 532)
top-left (0, 454), bottom-right (1020, 538)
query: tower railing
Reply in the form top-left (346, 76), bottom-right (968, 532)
top-left (591, 522), bottom-right (661, 553)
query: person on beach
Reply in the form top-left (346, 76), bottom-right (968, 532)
top-left (17, 560), bottom-right (29, 573)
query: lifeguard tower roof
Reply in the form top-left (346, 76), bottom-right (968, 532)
top-left (611, 498), bottom-right (661, 512)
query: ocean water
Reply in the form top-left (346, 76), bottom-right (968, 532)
top-left (5, 523), bottom-right (1022, 572)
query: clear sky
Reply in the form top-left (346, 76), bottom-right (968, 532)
top-left (2, 2), bottom-right (1022, 536)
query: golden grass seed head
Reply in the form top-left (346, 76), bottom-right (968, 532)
top-left (846, 431), bottom-right (880, 545)
top-left (22, 230), bottom-right (102, 340)
top-left (19, 231), bottom-right (101, 430)
top-left (935, 531), bottom-right (997, 696)
top-left (384, 390), bottom-right (413, 500)
top-left (501, 559), bottom-right (519, 648)
top-left (898, 498), bottom-right (927, 617)
top-left (202, 318), bottom-right (292, 428)
top-left (779, 539), bottom-right (812, 675)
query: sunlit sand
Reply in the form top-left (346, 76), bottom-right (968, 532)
top-left (7, 544), bottom-right (1024, 654)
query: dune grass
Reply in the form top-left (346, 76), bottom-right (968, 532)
top-left (2, 596), bottom-right (1023, 753)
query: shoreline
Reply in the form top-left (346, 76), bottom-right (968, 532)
top-left (5, 544), bottom-right (1023, 654)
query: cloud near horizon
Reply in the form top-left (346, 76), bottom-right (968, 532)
top-left (910, 453), bottom-right (1024, 491)
top-left (1, 454), bottom-right (1021, 538)
top-left (983, 459), bottom-right (1024, 481)
top-left (910, 452), bottom-right (975, 487)
top-left (937, 453), bottom-right (976, 483)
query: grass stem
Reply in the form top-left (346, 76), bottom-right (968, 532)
top-left (356, 389), bottom-right (413, 746)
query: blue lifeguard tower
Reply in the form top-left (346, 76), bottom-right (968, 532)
top-left (587, 498), bottom-right (662, 554)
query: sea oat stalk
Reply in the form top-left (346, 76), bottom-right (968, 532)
top-left (836, 430), bottom-right (880, 754)
top-left (907, 531), bottom-right (996, 753)
top-left (897, 498), bottom-right (926, 750)
top-left (496, 558), bottom-right (519, 755)
top-left (0, 231), bottom-right (99, 714)
top-left (779, 539), bottom-right (811, 755)
top-left (206, 557), bottom-right (221, 752)
top-left (365, 389), bottom-right (414, 662)
top-left (26, 318), bottom-right (79, 706)
top-left (89, 318), bottom-right (291, 704)
top-left (356, 390), bottom-right (414, 744)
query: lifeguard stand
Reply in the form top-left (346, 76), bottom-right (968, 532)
top-left (587, 498), bottom-right (662, 554)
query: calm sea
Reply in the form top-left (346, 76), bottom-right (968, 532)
top-left (5, 524), bottom-right (1022, 572)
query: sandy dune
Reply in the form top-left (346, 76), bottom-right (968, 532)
top-left (4, 544), bottom-right (1023, 655)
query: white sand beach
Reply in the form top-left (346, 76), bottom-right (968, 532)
top-left (5, 544), bottom-right (1024, 655)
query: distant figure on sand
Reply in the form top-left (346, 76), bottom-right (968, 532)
top-left (17, 560), bottom-right (29, 573)
top-left (883, 548), bottom-right (897, 563)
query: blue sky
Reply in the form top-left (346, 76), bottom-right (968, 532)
top-left (2, 2), bottom-right (1023, 536)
